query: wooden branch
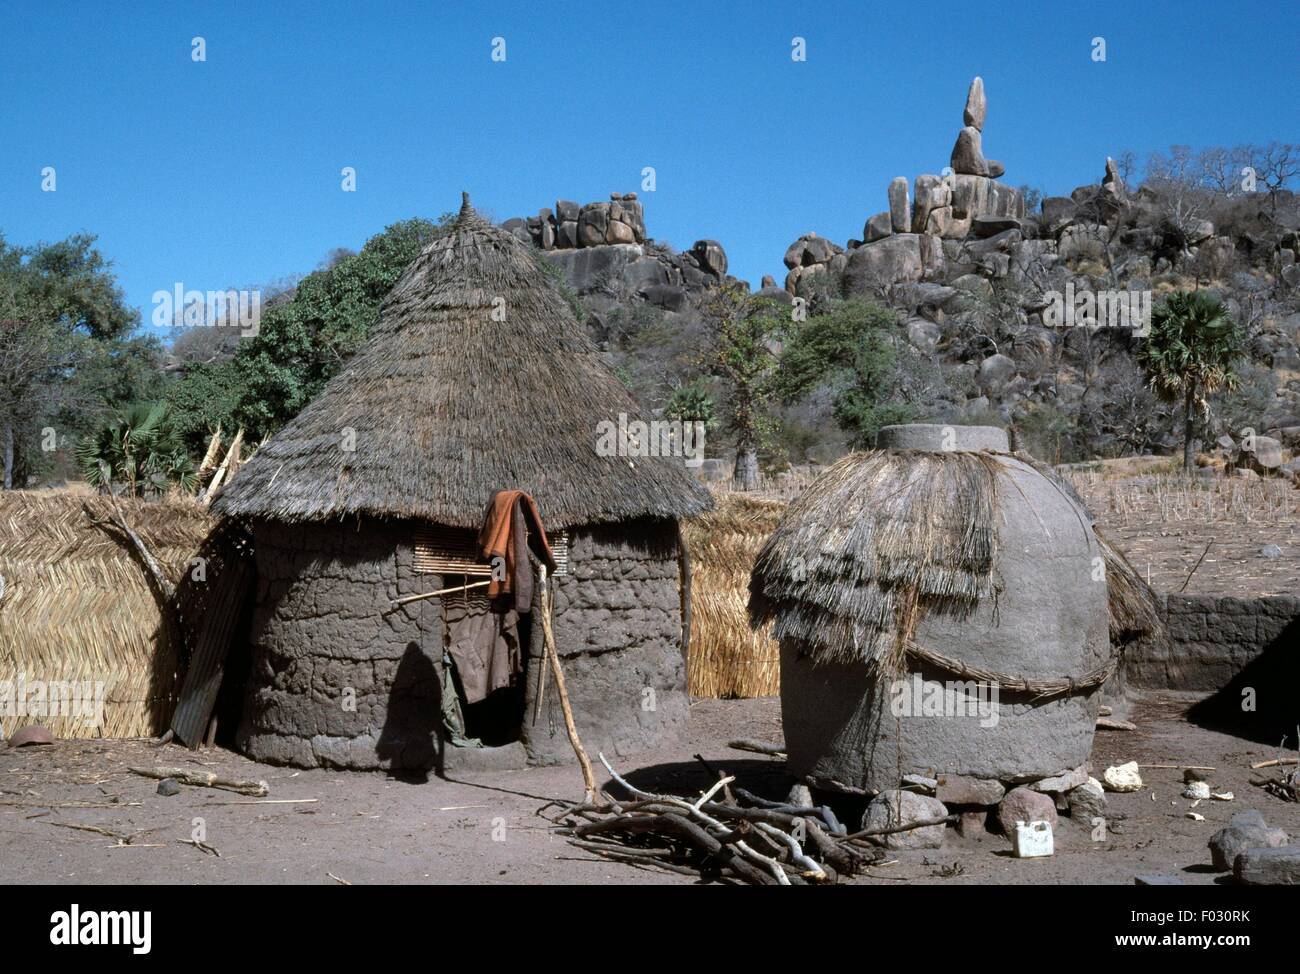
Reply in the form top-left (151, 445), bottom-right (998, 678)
top-left (727, 739), bottom-right (786, 757)
top-left (391, 579), bottom-right (490, 606)
top-left (127, 766), bottom-right (268, 797)
top-left (83, 503), bottom-right (175, 602)
top-left (540, 566), bottom-right (597, 802)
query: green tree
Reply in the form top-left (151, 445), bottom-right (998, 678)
top-left (777, 297), bottom-right (916, 449)
top-left (166, 216), bottom-right (447, 444)
top-left (1136, 290), bottom-right (1244, 472)
top-left (0, 233), bottom-right (155, 488)
top-left (703, 287), bottom-right (786, 489)
top-left (664, 380), bottom-right (716, 428)
top-left (75, 402), bottom-right (195, 496)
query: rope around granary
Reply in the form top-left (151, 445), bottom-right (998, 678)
top-left (902, 639), bottom-right (1118, 700)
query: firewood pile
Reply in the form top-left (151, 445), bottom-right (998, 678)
top-left (551, 754), bottom-right (906, 885)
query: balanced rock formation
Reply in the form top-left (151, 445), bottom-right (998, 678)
top-left (784, 77), bottom-right (1024, 294)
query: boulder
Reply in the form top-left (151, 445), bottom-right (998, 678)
top-left (951, 175), bottom-right (1025, 221)
top-left (502, 217), bottom-right (531, 244)
top-left (1188, 219), bottom-right (1215, 245)
top-left (605, 219), bottom-right (636, 245)
top-left (691, 240), bottom-right (728, 278)
top-left (912, 174), bottom-right (953, 234)
top-left (577, 203), bottom-right (609, 247)
top-left (905, 318), bottom-right (942, 353)
top-left (1209, 810), bottom-right (1289, 871)
top-left (555, 199), bottom-right (580, 222)
top-left (1041, 196), bottom-right (1077, 226)
top-left (986, 159), bottom-right (1005, 178)
top-left (1057, 224), bottom-right (1107, 263)
top-left (756, 284), bottom-right (794, 306)
top-left (963, 77), bottom-right (986, 131)
top-left (925, 206), bottom-right (954, 237)
top-left (997, 786), bottom-right (1059, 835)
top-left (861, 791), bottom-right (948, 849)
top-left (864, 212), bottom-right (893, 243)
top-left (1031, 765), bottom-right (1090, 793)
top-left (936, 774), bottom-right (1005, 806)
top-left (641, 284), bottom-right (689, 313)
top-left (802, 235), bottom-right (841, 264)
top-left (843, 234), bottom-right (924, 292)
top-left (972, 216), bottom-right (1022, 239)
top-left (977, 353), bottom-right (1018, 395)
top-left (556, 220), bottom-right (579, 249)
top-left (1239, 435), bottom-right (1283, 473)
top-left (1235, 847), bottom-right (1300, 885)
top-left (950, 126), bottom-right (989, 176)
top-left (888, 176), bottom-right (912, 233)
top-left (543, 243), bottom-right (643, 294)
top-left (1103, 761), bottom-right (1143, 793)
top-left (1066, 778), bottom-right (1108, 827)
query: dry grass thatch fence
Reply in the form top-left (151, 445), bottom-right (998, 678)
top-left (0, 491), bottom-right (217, 739)
top-left (683, 492), bottom-right (786, 698)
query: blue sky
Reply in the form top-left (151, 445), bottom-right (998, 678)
top-left (2, 0), bottom-right (1297, 338)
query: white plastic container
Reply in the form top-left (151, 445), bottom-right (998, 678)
top-left (1012, 820), bottom-right (1054, 858)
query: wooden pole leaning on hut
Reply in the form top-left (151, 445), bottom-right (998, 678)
top-left (537, 563), bottom-right (598, 803)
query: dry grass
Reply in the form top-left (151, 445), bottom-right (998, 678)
top-left (0, 492), bottom-right (216, 739)
top-left (683, 492), bottom-right (786, 698)
top-left (1067, 471), bottom-right (1299, 595)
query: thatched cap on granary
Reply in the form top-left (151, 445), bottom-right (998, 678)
top-left (212, 194), bottom-right (713, 529)
top-left (748, 433), bottom-right (1160, 669)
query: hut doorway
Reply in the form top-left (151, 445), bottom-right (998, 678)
top-left (437, 578), bottom-right (531, 750)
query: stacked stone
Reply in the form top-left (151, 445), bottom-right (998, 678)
top-left (859, 77), bottom-right (1025, 252)
top-left (782, 233), bottom-right (847, 293)
top-left (782, 78), bottom-right (1029, 295)
top-left (504, 193), bottom-right (646, 251)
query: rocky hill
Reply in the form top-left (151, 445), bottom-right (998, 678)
top-left (503, 78), bottom-right (1300, 468)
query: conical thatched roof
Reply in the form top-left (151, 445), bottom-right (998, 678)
top-left (213, 195), bottom-right (712, 529)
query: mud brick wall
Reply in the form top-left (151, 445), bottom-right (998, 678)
top-left (1126, 594), bottom-right (1300, 692)
top-left (237, 516), bottom-right (687, 771)
top-left (236, 518), bottom-right (446, 771)
top-left (524, 517), bottom-right (688, 765)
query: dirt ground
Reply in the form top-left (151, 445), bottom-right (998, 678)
top-left (1069, 470), bottom-right (1299, 597)
top-left (2, 693), bottom-right (1296, 885)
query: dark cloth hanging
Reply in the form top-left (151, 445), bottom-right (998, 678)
top-left (443, 592), bottom-right (521, 707)
top-left (441, 490), bottom-right (557, 709)
top-left (477, 489), bottom-right (557, 613)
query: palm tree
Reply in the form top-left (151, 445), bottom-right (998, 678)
top-left (1136, 291), bottom-right (1244, 473)
top-left (75, 402), bottom-right (196, 496)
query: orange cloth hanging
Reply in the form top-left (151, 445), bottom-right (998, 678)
top-left (477, 489), bottom-right (557, 612)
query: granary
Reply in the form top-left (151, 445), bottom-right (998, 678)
top-left (211, 194), bottom-right (712, 772)
top-left (749, 423), bottom-right (1157, 796)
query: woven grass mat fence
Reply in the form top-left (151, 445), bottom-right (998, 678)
top-left (683, 492), bottom-right (786, 698)
top-left (0, 492), bottom-right (218, 739)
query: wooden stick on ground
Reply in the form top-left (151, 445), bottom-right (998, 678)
top-left (1178, 540), bottom-right (1214, 593)
top-left (127, 767), bottom-right (269, 797)
top-left (727, 739), bottom-right (787, 757)
top-left (539, 565), bottom-right (597, 802)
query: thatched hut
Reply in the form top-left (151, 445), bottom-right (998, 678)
top-left (212, 194), bottom-right (711, 772)
top-left (749, 424), bottom-right (1157, 795)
